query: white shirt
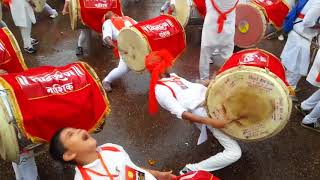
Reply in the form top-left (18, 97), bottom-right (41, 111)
top-left (293, 0), bottom-right (320, 40)
top-left (74, 143), bottom-right (156, 180)
top-left (102, 18), bottom-right (137, 41)
top-left (9, 0), bottom-right (36, 27)
top-left (155, 73), bottom-right (207, 119)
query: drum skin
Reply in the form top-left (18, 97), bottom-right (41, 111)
top-left (172, 0), bottom-right (206, 27)
top-left (235, 3), bottom-right (266, 48)
top-left (206, 49), bottom-right (292, 141)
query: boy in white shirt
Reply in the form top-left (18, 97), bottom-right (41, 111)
top-left (144, 50), bottom-right (242, 174)
top-left (49, 128), bottom-right (176, 180)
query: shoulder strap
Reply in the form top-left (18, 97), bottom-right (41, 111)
top-left (100, 146), bottom-right (121, 152)
top-left (77, 166), bottom-right (92, 180)
top-left (157, 81), bottom-right (177, 99)
top-left (210, 0), bottom-right (239, 33)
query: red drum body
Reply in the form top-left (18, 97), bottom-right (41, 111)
top-left (251, 0), bottom-right (290, 28)
top-left (219, 49), bottom-right (288, 85)
top-left (118, 15), bottom-right (186, 72)
top-left (69, 0), bottom-right (123, 33)
top-left (0, 62), bottom-right (110, 162)
top-left (0, 26), bottom-right (27, 73)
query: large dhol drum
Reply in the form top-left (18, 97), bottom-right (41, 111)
top-left (0, 25), bottom-right (27, 73)
top-left (235, 0), bottom-right (290, 48)
top-left (206, 49), bottom-right (292, 141)
top-left (31, 0), bottom-right (47, 12)
top-left (0, 62), bottom-right (110, 162)
top-left (118, 15), bottom-right (186, 72)
top-left (69, 0), bottom-right (123, 32)
top-left (171, 0), bottom-right (206, 27)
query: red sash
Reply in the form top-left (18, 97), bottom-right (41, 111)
top-left (79, 0), bottom-right (123, 33)
top-left (210, 0), bottom-right (239, 33)
top-left (133, 15), bottom-right (186, 60)
top-left (175, 170), bottom-right (220, 180)
top-left (77, 146), bottom-right (121, 180)
top-left (251, 0), bottom-right (290, 29)
top-left (0, 62), bottom-right (110, 142)
top-left (0, 27), bottom-right (27, 73)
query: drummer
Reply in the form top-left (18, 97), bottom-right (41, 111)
top-left (280, 0), bottom-right (320, 100)
top-left (199, 0), bottom-right (238, 81)
top-left (62, 0), bottom-right (91, 56)
top-left (295, 46), bottom-right (320, 132)
top-left (145, 50), bottom-right (242, 174)
top-left (49, 127), bottom-right (176, 180)
top-left (101, 11), bottom-right (137, 92)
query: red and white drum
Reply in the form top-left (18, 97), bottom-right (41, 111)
top-left (118, 15), bottom-right (186, 72)
top-left (0, 62), bottom-right (110, 162)
top-left (0, 25), bottom-right (27, 73)
top-left (69, 0), bottom-right (123, 32)
top-left (235, 0), bottom-right (290, 48)
top-left (169, 0), bottom-right (206, 27)
top-left (206, 49), bottom-right (292, 141)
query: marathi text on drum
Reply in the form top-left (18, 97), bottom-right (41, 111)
top-left (46, 83), bottom-right (74, 95)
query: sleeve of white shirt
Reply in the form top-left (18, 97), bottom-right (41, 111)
top-left (102, 20), bottom-right (113, 41)
top-left (302, 6), bottom-right (320, 27)
top-left (155, 85), bottom-right (187, 119)
top-left (74, 169), bottom-right (83, 180)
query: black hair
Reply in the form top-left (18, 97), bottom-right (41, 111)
top-left (49, 128), bottom-right (70, 164)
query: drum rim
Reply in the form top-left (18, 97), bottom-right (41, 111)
top-left (205, 66), bottom-right (292, 141)
top-left (0, 85), bottom-right (20, 162)
top-left (235, 3), bottom-right (267, 48)
top-left (32, 0), bottom-right (46, 13)
top-left (118, 27), bottom-right (151, 72)
top-left (69, 0), bottom-right (81, 30)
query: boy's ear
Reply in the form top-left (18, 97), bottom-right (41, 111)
top-left (63, 151), bottom-right (76, 162)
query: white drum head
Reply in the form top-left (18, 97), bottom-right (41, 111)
top-left (0, 89), bottom-right (19, 162)
top-left (206, 66), bottom-right (291, 141)
top-left (174, 0), bottom-right (191, 27)
top-left (118, 27), bottom-right (150, 72)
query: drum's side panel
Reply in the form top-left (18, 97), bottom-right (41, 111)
top-left (2, 27), bottom-right (27, 71)
top-left (118, 28), bottom-right (150, 72)
top-left (79, 62), bottom-right (111, 133)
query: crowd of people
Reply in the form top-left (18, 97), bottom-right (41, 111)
top-left (1, 0), bottom-right (319, 179)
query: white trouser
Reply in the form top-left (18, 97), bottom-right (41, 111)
top-left (43, 3), bottom-right (57, 15)
top-left (199, 44), bottom-right (233, 80)
top-left (78, 29), bottom-right (90, 47)
top-left (188, 107), bottom-right (242, 171)
top-left (285, 70), bottom-right (302, 89)
top-left (102, 58), bottom-right (130, 83)
top-left (301, 89), bottom-right (320, 124)
top-left (12, 150), bottom-right (39, 180)
top-left (19, 17), bottom-right (32, 48)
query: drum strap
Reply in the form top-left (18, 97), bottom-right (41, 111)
top-left (210, 0), bottom-right (239, 33)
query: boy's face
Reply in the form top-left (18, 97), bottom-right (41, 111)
top-left (60, 128), bottom-right (97, 161)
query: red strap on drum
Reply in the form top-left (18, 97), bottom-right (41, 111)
top-left (210, 0), bottom-right (239, 33)
top-left (157, 81), bottom-right (177, 99)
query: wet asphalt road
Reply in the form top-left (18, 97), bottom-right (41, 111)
top-left (0, 1), bottom-right (319, 180)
